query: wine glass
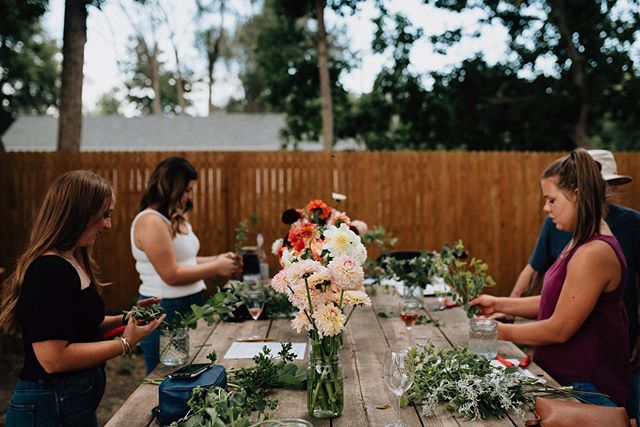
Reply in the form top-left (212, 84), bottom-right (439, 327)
top-left (399, 299), bottom-right (421, 329)
top-left (242, 284), bottom-right (266, 339)
top-left (383, 349), bottom-right (414, 427)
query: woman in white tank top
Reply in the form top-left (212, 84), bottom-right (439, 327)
top-left (131, 157), bottom-right (241, 373)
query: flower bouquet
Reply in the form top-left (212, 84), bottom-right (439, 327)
top-left (270, 199), bottom-right (371, 418)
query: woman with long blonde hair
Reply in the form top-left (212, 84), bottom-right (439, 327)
top-left (0, 170), bottom-right (163, 426)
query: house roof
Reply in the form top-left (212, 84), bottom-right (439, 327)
top-left (2, 115), bottom-right (360, 151)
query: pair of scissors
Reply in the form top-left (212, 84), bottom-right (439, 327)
top-left (495, 354), bottom-right (531, 368)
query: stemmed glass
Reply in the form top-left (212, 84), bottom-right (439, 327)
top-left (383, 349), bottom-right (414, 427)
top-left (242, 283), bottom-right (266, 340)
top-left (399, 299), bottom-right (421, 330)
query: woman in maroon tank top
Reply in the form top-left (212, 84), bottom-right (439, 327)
top-left (471, 149), bottom-right (631, 408)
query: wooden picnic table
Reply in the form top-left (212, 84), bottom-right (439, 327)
top-left (107, 291), bottom-right (560, 427)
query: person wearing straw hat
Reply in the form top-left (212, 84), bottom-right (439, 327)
top-left (499, 149), bottom-right (640, 417)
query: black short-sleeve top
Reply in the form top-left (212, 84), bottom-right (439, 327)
top-left (17, 255), bottom-right (105, 380)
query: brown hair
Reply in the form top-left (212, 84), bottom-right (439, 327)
top-left (0, 170), bottom-right (113, 334)
top-left (541, 148), bottom-right (606, 249)
top-left (139, 157), bottom-right (198, 235)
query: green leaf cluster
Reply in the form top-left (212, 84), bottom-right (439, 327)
top-left (171, 386), bottom-right (268, 427)
top-left (123, 304), bottom-right (165, 324)
top-left (435, 240), bottom-right (495, 318)
top-left (171, 344), bottom-right (305, 426)
top-left (227, 343), bottom-right (306, 411)
top-left (380, 252), bottom-right (438, 289)
top-left (164, 290), bottom-right (241, 330)
top-left (406, 344), bottom-right (537, 420)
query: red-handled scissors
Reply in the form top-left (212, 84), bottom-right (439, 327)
top-left (101, 319), bottom-right (146, 340)
top-left (496, 354), bottom-right (531, 368)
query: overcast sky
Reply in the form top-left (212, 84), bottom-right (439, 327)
top-left (42, 0), bottom-right (513, 116)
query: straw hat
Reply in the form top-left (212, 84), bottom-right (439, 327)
top-left (587, 149), bottom-right (632, 186)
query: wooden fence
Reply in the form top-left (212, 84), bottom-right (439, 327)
top-left (1, 151), bottom-right (639, 312)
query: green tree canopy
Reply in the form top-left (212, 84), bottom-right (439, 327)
top-left (0, 0), bottom-right (59, 134)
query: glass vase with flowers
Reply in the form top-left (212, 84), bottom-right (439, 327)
top-left (270, 199), bottom-right (372, 419)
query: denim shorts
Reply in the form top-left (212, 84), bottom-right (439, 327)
top-left (138, 291), bottom-right (204, 374)
top-left (5, 365), bottom-right (106, 427)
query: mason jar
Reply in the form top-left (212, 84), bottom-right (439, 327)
top-left (307, 347), bottom-right (343, 418)
top-left (159, 326), bottom-right (189, 366)
top-left (468, 318), bottom-right (498, 359)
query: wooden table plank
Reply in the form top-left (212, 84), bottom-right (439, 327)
top-left (266, 318), bottom-right (330, 426)
top-left (371, 295), bottom-right (462, 427)
top-left (344, 303), bottom-right (425, 427)
top-left (109, 295), bottom-right (564, 427)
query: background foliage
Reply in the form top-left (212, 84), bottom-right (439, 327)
top-left (1, 0), bottom-right (639, 150)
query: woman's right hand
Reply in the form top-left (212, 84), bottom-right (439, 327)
top-left (469, 294), bottom-right (499, 317)
top-left (215, 252), bottom-right (243, 277)
top-left (122, 314), bottom-right (164, 347)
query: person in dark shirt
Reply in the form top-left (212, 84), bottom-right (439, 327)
top-left (0, 170), bottom-right (163, 426)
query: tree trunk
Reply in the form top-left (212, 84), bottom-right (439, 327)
top-left (206, 30), bottom-right (219, 115)
top-left (315, 0), bottom-right (334, 151)
top-left (172, 45), bottom-right (185, 116)
top-left (552, 0), bottom-right (589, 147)
top-left (57, 0), bottom-right (88, 152)
top-left (207, 1), bottom-right (226, 115)
top-left (139, 37), bottom-right (161, 116)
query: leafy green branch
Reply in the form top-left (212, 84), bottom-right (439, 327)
top-left (406, 344), bottom-right (572, 420)
top-left (235, 214), bottom-right (259, 254)
top-left (164, 290), bottom-right (242, 331)
top-left (171, 344), bottom-right (305, 426)
top-left (434, 240), bottom-right (495, 318)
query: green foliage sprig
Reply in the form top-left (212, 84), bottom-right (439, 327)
top-left (123, 304), bottom-right (165, 324)
top-left (406, 344), bottom-right (570, 420)
top-left (435, 240), bottom-right (495, 318)
top-left (360, 226), bottom-right (397, 280)
top-left (227, 343), bottom-right (306, 412)
top-left (380, 251), bottom-right (438, 289)
top-left (235, 214), bottom-right (259, 254)
top-left (171, 344), bottom-right (305, 426)
top-left (164, 290), bottom-right (241, 330)
top-left (173, 387), bottom-right (267, 427)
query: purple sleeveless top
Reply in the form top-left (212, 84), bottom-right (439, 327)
top-left (534, 234), bottom-right (630, 406)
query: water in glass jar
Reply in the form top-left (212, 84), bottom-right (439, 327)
top-left (160, 327), bottom-right (189, 366)
top-left (468, 319), bottom-right (497, 359)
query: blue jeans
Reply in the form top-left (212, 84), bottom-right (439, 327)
top-left (569, 381), bottom-right (618, 407)
top-left (628, 371), bottom-right (640, 420)
top-left (138, 291), bottom-right (204, 374)
top-left (5, 366), bottom-right (105, 427)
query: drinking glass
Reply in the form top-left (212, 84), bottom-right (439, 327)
top-left (242, 285), bottom-right (266, 339)
top-left (383, 349), bottom-right (414, 427)
top-left (399, 300), bottom-right (421, 329)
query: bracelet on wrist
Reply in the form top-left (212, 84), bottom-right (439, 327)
top-left (114, 336), bottom-right (131, 356)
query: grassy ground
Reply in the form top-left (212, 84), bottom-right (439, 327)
top-left (0, 343), bottom-right (146, 427)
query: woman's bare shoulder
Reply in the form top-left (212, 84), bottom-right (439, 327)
top-left (135, 212), bottom-right (171, 233)
top-left (570, 239), bottom-right (619, 269)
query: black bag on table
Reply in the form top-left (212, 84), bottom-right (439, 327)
top-left (151, 364), bottom-right (227, 425)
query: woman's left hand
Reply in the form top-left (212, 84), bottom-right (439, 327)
top-left (137, 297), bottom-right (161, 308)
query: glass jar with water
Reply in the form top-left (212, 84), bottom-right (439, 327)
top-left (468, 318), bottom-right (497, 359)
top-left (159, 326), bottom-right (189, 366)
